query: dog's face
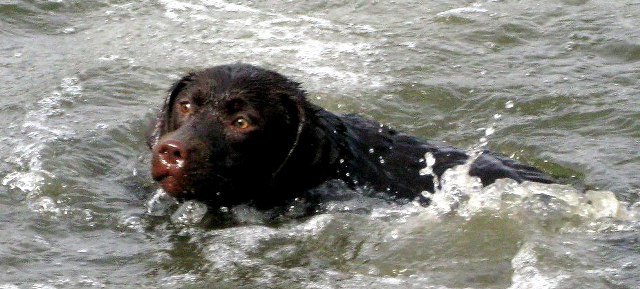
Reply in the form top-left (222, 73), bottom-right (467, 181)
top-left (149, 64), bottom-right (305, 205)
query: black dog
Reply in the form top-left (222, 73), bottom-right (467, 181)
top-left (148, 64), bottom-right (553, 208)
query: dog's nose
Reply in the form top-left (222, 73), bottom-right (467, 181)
top-left (155, 139), bottom-right (188, 168)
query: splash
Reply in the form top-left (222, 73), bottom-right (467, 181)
top-left (2, 77), bottom-right (81, 216)
top-left (509, 242), bottom-right (567, 289)
top-left (415, 138), bottom-right (634, 232)
top-left (146, 188), bottom-right (179, 216)
top-left (3, 81), bottom-right (79, 177)
top-left (171, 200), bottom-right (208, 225)
top-left (416, 98), bottom-right (634, 225)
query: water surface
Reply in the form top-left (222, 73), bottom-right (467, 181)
top-left (1, 0), bottom-right (639, 288)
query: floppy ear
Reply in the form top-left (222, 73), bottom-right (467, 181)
top-left (291, 88), bottom-right (307, 128)
top-left (269, 83), bottom-right (308, 179)
top-left (274, 80), bottom-right (308, 129)
top-left (146, 74), bottom-right (194, 148)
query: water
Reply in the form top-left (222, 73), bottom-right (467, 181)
top-left (1, 0), bottom-right (639, 288)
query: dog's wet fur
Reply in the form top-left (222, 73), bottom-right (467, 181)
top-left (148, 64), bottom-right (554, 209)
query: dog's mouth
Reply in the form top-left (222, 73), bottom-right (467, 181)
top-left (151, 153), bottom-right (192, 198)
top-left (155, 175), bottom-right (188, 197)
top-left (151, 150), bottom-right (230, 200)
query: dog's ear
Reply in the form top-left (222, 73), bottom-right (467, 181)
top-left (290, 87), bottom-right (307, 127)
top-left (273, 80), bottom-right (307, 129)
top-left (146, 74), bottom-right (194, 148)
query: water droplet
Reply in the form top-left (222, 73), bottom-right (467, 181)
top-left (505, 100), bottom-right (514, 109)
top-left (420, 152), bottom-right (436, 176)
top-left (565, 41), bottom-right (576, 51)
top-left (63, 27), bottom-right (76, 34)
top-left (485, 127), bottom-right (495, 136)
top-left (426, 153), bottom-right (436, 166)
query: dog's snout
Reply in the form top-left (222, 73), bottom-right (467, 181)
top-left (151, 138), bottom-right (194, 196)
top-left (155, 139), bottom-right (188, 168)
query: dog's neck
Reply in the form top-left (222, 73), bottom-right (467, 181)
top-left (270, 109), bottom-right (305, 180)
top-left (268, 105), bottom-right (343, 193)
top-left (271, 104), bottom-right (435, 203)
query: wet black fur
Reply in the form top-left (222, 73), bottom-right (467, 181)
top-left (148, 63), bottom-right (554, 208)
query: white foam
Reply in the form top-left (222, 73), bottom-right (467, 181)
top-left (509, 242), bottom-right (567, 289)
top-left (437, 7), bottom-right (488, 17)
top-left (160, 274), bottom-right (199, 288)
top-left (155, 0), bottom-right (387, 92)
top-left (437, 3), bottom-right (489, 17)
top-left (2, 171), bottom-right (45, 193)
top-left (29, 196), bottom-right (61, 215)
top-left (158, 0), bottom-right (258, 20)
top-left (425, 167), bottom-right (632, 225)
top-left (201, 0), bottom-right (258, 12)
top-left (429, 162), bottom-right (484, 216)
top-left (296, 214), bottom-right (334, 235)
top-left (418, 141), bottom-right (631, 224)
top-left (157, 0), bottom-right (207, 20)
top-left (415, 93), bottom-right (635, 224)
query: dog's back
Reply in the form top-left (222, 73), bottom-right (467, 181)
top-left (311, 109), bottom-right (555, 203)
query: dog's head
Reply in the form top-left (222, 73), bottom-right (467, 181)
top-left (148, 64), bottom-right (306, 205)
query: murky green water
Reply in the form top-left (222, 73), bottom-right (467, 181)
top-left (1, 0), bottom-right (639, 288)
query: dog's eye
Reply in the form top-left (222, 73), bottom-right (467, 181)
top-left (177, 100), bottom-right (192, 115)
top-left (232, 117), bottom-right (252, 130)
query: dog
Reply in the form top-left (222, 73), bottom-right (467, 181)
top-left (148, 64), bottom-right (554, 209)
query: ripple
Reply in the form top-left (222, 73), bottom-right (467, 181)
top-left (598, 40), bottom-right (640, 62)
